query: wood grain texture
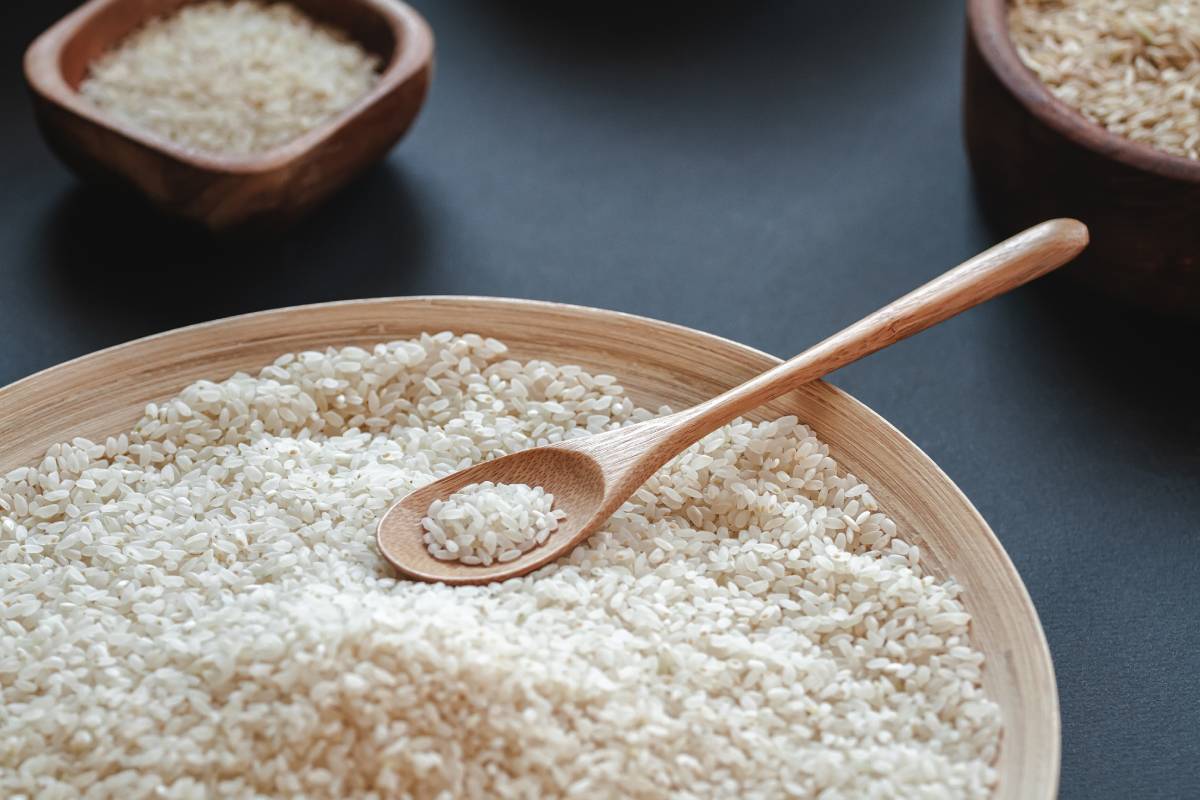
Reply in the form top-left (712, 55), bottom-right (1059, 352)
top-left (378, 220), bottom-right (1087, 587)
top-left (23, 0), bottom-right (433, 231)
top-left (964, 0), bottom-right (1200, 316)
top-left (0, 297), bottom-right (1059, 799)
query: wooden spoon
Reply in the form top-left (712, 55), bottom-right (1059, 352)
top-left (377, 218), bottom-right (1088, 584)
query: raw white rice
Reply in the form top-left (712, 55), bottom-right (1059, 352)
top-left (0, 332), bottom-right (1001, 798)
top-left (80, 0), bottom-right (380, 156)
top-left (422, 481), bottom-right (565, 565)
top-left (1010, 0), bottom-right (1200, 160)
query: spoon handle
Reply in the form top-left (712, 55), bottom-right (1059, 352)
top-left (686, 218), bottom-right (1088, 431)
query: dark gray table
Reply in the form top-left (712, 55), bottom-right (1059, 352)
top-left (2, 2), bottom-right (1197, 797)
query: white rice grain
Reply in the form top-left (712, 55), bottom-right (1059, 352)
top-left (0, 332), bottom-right (1001, 798)
top-left (80, 0), bottom-right (380, 156)
top-left (422, 481), bottom-right (564, 565)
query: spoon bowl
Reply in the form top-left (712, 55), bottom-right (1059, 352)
top-left (378, 219), bottom-right (1089, 584)
top-left (377, 445), bottom-right (607, 584)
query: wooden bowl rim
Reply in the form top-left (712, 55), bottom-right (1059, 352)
top-left (0, 295), bottom-right (1059, 797)
top-left (969, 0), bottom-right (1200, 183)
top-left (22, 0), bottom-right (433, 175)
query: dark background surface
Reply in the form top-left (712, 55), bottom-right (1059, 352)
top-left (2, 2), bottom-right (1197, 797)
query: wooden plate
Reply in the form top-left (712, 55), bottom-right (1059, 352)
top-left (0, 296), bottom-right (1057, 798)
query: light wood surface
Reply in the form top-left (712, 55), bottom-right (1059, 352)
top-left (23, 0), bottom-right (433, 230)
top-left (0, 296), bottom-right (1060, 799)
top-left (377, 220), bottom-right (1088, 585)
top-left (965, 0), bottom-right (1200, 316)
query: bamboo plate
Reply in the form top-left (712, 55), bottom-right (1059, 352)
top-left (0, 296), bottom-right (1058, 798)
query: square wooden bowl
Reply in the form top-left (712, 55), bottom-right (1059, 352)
top-left (24, 0), bottom-right (433, 231)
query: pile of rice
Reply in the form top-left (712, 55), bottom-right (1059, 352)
top-left (79, 0), bottom-right (380, 156)
top-left (0, 332), bottom-right (1001, 797)
top-left (1009, 0), bottom-right (1200, 160)
top-left (422, 481), bottom-right (564, 565)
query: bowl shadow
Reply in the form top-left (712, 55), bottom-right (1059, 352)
top-left (39, 161), bottom-right (434, 338)
top-left (475, 0), bottom-right (950, 76)
top-left (1015, 274), bottom-right (1199, 466)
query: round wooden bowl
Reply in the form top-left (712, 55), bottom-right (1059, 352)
top-left (0, 297), bottom-right (1058, 798)
top-left (964, 0), bottom-right (1200, 316)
